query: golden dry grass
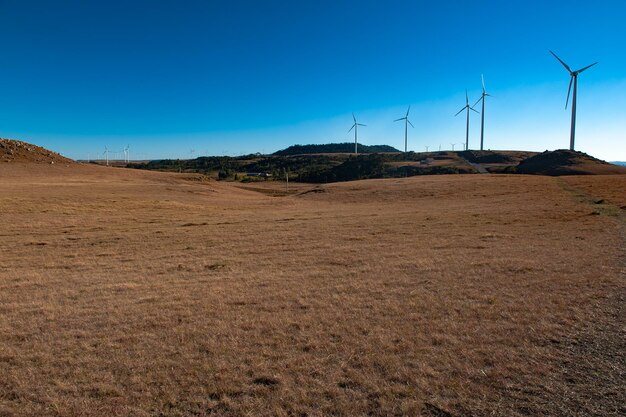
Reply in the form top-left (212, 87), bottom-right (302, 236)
top-left (0, 163), bottom-right (624, 416)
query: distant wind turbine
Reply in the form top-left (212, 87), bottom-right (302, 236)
top-left (451, 143), bottom-right (456, 151)
top-left (124, 145), bottom-right (130, 163)
top-left (103, 146), bottom-right (109, 166)
top-left (473, 75), bottom-right (492, 151)
top-left (394, 106), bottom-right (414, 153)
top-left (455, 90), bottom-right (479, 151)
top-left (550, 50), bottom-right (598, 151)
top-left (348, 113), bottom-right (366, 154)
top-left (425, 145), bottom-right (429, 152)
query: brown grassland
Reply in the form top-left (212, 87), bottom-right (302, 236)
top-left (0, 163), bottom-right (624, 416)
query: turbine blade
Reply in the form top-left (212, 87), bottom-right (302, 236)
top-left (406, 105), bottom-right (411, 117)
top-left (454, 107), bottom-right (465, 116)
top-left (465, 90), bottom-right (469, 105)
top-left (576, 61), bottom-right (598, 74)
top-left (352, 112), bottom-right (356, 123)
top-left (481, 74), bottom-right (486, 93)
top-left (473, 96), bottom-right (483, 107)
top-left (550, 50), bottom-right (572, 73)
top-left (358, 123), bottom-right (366, 126)
top-left (394, 118), bottom-right (404, 122)
top-left (565, 76), bottom-right (573, 109)
top-left (407, 120), bottom-right (414, 128)
top-left (470, 107), bottom-right (480, 114)
top-left (348, 124), bottom-right (355, 133)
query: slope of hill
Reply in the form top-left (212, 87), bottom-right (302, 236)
top-left (1, 169), bottom-right (624, 416)
top-left (516, 149), bottom-right (626, 175)
top-left (273, 143), bottom-right (400, 155)
top-left (459, 149), bottom-right (536, 164)
top-left (134, 151), bottom-right (479, 182)
top-left (0, 138), bottom-right (74, 164)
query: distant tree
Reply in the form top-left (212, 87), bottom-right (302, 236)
top-left (274, 143), bottom-right (400, 156)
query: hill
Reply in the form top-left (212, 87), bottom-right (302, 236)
top-left (0, 138), bottom-right (74, 164)
top-left (133, 151), bottom-right (479, 182)
top-left (1, 166), bottom-right (624, 416)
top-left (273, 142), bottom-right (400, 156)
top-left (459, 149), bottom-right (535, 164)
top-left (516, 149), bottom-right (626, 175)
top-left (131, 149), bottom-right (625, 182)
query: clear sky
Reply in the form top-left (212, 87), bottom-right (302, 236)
top-left (1, 0), bottom-right (624, 160)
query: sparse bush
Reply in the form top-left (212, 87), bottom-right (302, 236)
top-left (218, 169), bottom-right (232, 180)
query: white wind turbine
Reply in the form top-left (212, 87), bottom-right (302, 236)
top-left (550, 50), bottom-right (598, 151)
top-left (394, 106), bottom-right (414, 153)
top-left (348, 113), bottom-right (366, 155)
top-left (455, 90), bottom-right (479, 151)
top-left (103, 146), bottom-right (109, 166)
top-left (473, 75), bottom-right (492, 151)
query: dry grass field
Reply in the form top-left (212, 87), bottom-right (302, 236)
top-left (0, 163), bottom-right (624, 416)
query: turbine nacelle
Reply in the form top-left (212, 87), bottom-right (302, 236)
top-left (394, 106), bottom-right (414, 127)
top-left (550, 50), bottom-right (598, 109)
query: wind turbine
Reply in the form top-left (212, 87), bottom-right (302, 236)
top-left (455, 90), bottom-right (479, 151)
top-left (425, 145), bottom-right (429, 152)
top-left (550, 50), bottom-right (598, 151)
top-left (103, 146), bottom-right (109, 166)
top-left (124, 145), bottom-right (130, 163)
top-left (348, 113), bottom-right (366, 154)
top-left (473, 75), bottom-right (492, 151)
top-left (394, 106), bottom-right (414, 153)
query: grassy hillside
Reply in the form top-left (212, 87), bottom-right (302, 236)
top-left (516, 149), bottom-right (626, 175)
top-left (130, 151), bottom-right (480, 182)
top-left (1, 163), bottom-right (624, 416)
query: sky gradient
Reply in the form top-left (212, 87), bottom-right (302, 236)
top-left (1, 0), bottom-right (625, 160)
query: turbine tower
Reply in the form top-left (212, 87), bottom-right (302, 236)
top-left (550, 51), bottom-right (598, 151)
top-left (348, 113), bottom-right (366, 155)
top-left (455, 90), bottom-right (479, 151)
top-left (473, 75), bottom-right (492, 151)
top-left (394, 106), bottom-right (414, 153)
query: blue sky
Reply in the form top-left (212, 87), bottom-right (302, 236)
top-left (0, 0), bottom-right (624, 160)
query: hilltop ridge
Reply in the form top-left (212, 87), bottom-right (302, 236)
top-left (0, 138), bottom-right (74, 165)
top-left (273, 143), bottom-right (400, 156)
top-left (516, 149), bottom-right (626, 175)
